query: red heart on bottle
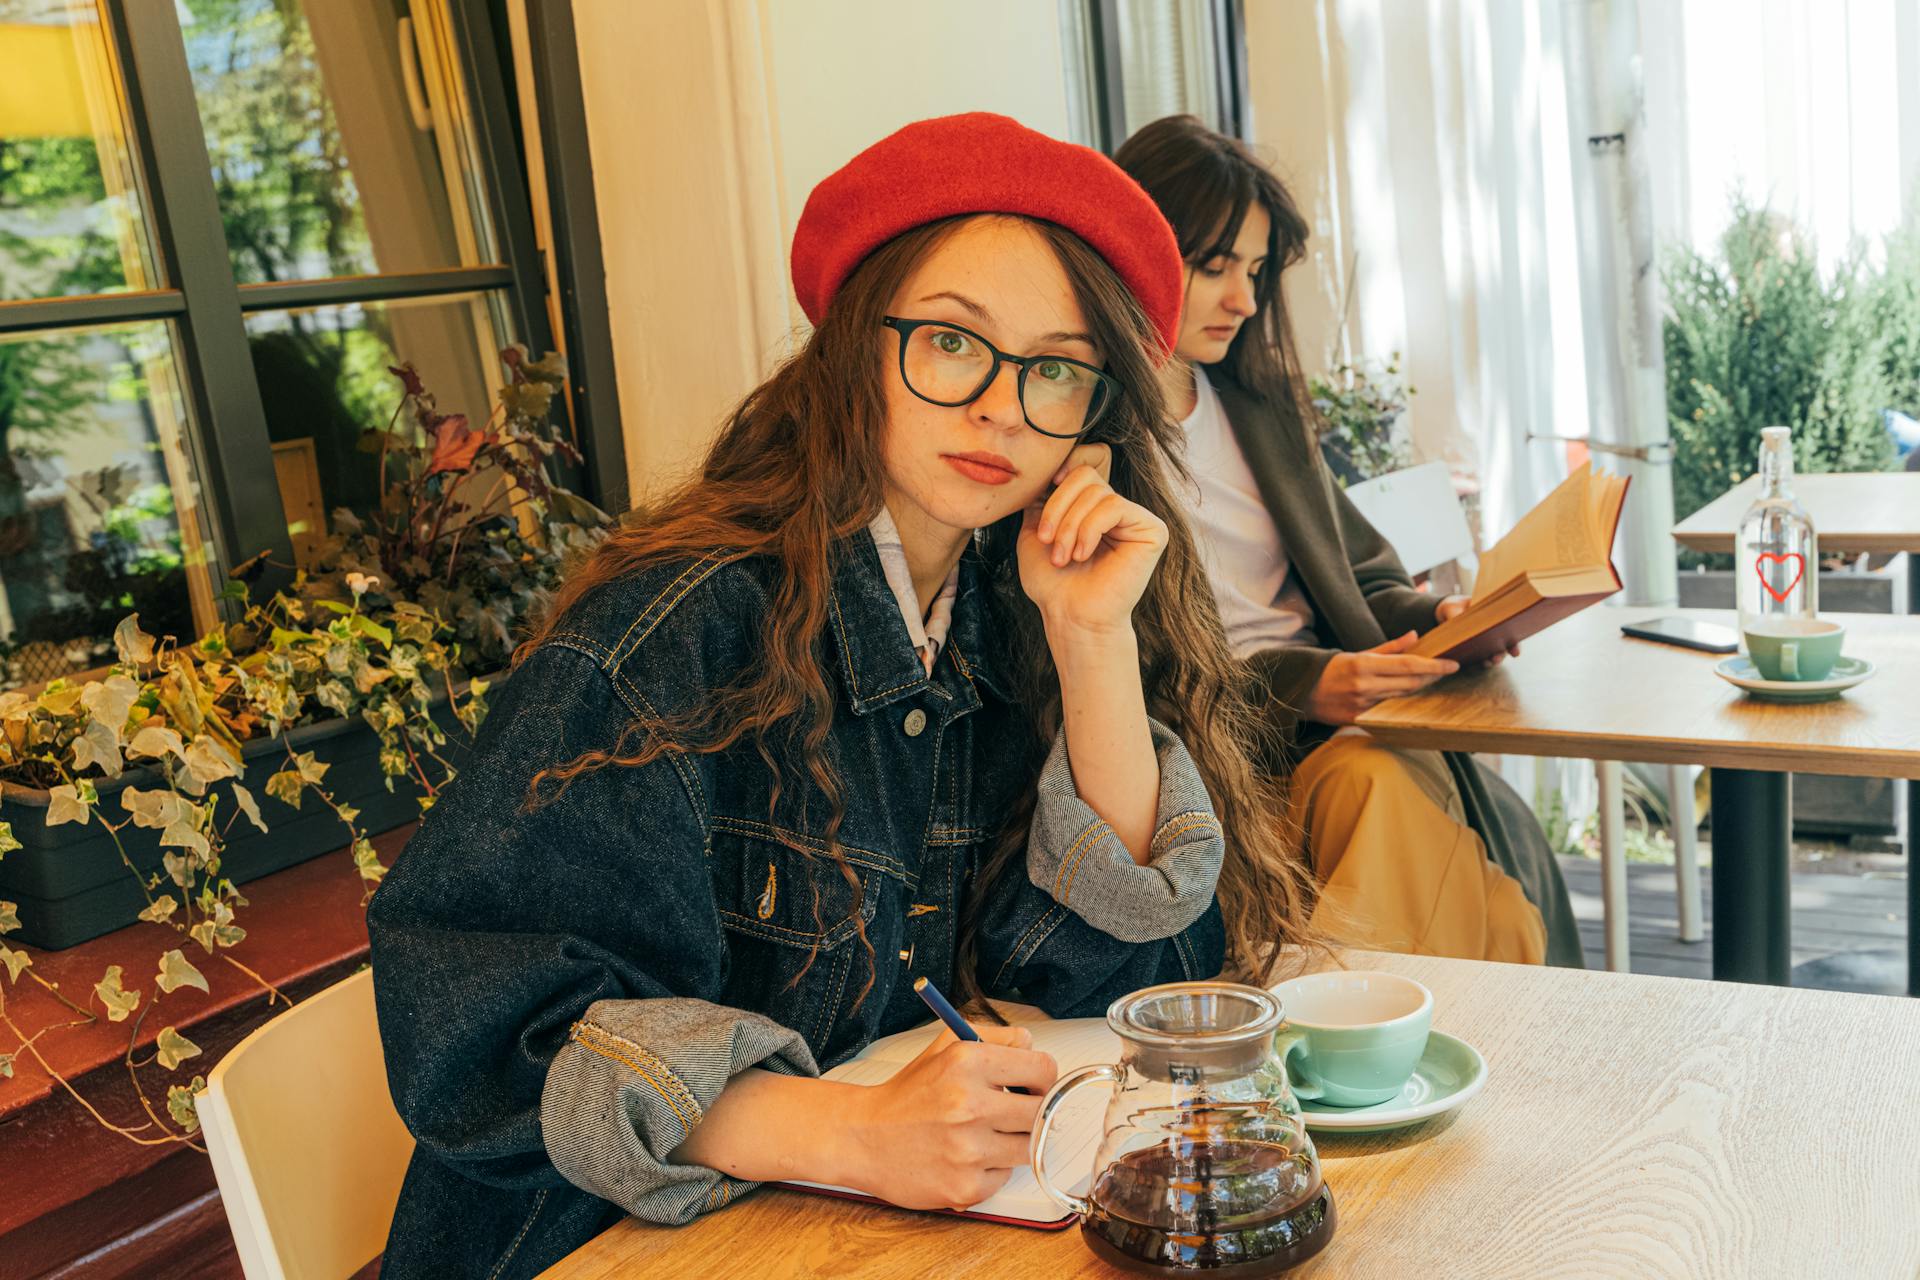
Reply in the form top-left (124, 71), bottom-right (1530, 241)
top-left (1754, 551), bottom-right (1805, 603)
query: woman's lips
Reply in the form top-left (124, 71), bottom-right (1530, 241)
top-left (941, 452), bottom-right (1017, 485)
top-left (1203, 324), bottom-right (1239, 339)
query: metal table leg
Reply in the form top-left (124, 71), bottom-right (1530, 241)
top-left (1710, 767), bottom-right (1791, 984)
top-left (1910, 777), bottom-right (1918, 997)
top-left (1911, 551), bottom-right (1919, 996)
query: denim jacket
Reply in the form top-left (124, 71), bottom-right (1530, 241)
top-left (367, 532), bottom-right (1228, 1279)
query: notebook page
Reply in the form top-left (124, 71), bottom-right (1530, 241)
top-left (796, 1014), bottom-right (1122, 1223)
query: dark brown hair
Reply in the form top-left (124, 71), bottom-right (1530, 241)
top-left (521, 214), bottom-right (1315, 1004)
top-left (1114, 115), bottom-right (1314, 416)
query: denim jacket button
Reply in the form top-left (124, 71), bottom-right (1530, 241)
top-left (902, 708), bottom-right (928, 737)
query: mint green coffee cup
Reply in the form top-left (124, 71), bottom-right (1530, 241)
top-left (1743, 617), bottom-right (1846, 682)
top-left (1270, 972), bottom-right (1432, 1107)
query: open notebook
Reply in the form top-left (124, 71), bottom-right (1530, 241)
top-left (1410, 463), bottom-right (1630, 664)
top-left (782, 1003), bottom-right (1119, 1229)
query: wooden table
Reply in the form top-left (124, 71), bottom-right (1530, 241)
top-left (537, 952), bottom-right (1920, 1279)
top-left (1672, 470), bottom-right (1920, 563)
top-left (1354, 606), bottom-right (1920, 989)
top-left (1674, 470), bottom-right (1920, 995)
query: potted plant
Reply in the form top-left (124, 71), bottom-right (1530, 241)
top-left (0, 347), bottom-right (607, 1141)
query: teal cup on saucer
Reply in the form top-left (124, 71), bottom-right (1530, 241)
top-left (1270, 972), bottom-right (1432, 1107)
top-left (1743, 617), bottom-right (1846, 682)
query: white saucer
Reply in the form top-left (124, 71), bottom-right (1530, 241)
top-left (1298, 1030), bottom-right (1487, 1134)
top-left (1712, 654), bottom-right (1876, 702)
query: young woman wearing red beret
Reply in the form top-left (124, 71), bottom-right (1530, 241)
top-left (366, 114), bottom-right (1316, 1278)
top-left (1115, 115), bottom-right (1583, 968)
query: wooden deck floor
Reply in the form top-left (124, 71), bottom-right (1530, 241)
top-left (1557, 854), bottom-right (1910, 993)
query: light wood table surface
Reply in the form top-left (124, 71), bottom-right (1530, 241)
top-left (537, 951), bottom-right (1920, 1280)
top-left (1354, 605), bottom-right (1920, 779)
top-left (1355, 605), bottom-right (1920, 988)
top-left (1671, 471), bottom-right (1920, 556)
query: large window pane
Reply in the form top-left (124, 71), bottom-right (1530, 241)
top-left (0, 322), bottom-right (215, 682)
top-left (243, 291), bottom-right (508, 563)
top-left (180, 0), bottom-right (499, 285)
top-left (0, 0), bottom-right (158, 300)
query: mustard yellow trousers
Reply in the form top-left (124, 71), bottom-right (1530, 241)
top-left (1288, 730), bottom-right (1547, 964)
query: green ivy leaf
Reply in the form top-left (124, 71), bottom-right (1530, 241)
top-left (138, 894), bottom-right (179, 924)
top-left (0, 1052), bottom-right (13, 1078)
top-left (352, 836), bottom-right (387, 885)
top-left (0, 822), bottom-right (19, 858)
top-left (94, 965), bottom-right (141, 1022)
top-left (156, 948), bottom-right (209, 995)
top-left (264, 769), bottom-right (305, 810)
top-left (155, 1026), bottom-right (202, 1071)
top-left (0, 945), bottom-right (31, 983)
top-left (0, 901), bottom-right (17, 934)
top-left (348, 613), bottom-right (393, 648)
top-left (167, 1076), bottom-right (205, 1134)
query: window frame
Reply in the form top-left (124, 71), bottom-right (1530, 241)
top-left (1084, 0), bottom-right (1250, 153)
top-left (0, 0), bottom-right (615, 618)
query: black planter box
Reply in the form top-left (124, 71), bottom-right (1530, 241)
top-left (0, 684), bottom-right (488, 950)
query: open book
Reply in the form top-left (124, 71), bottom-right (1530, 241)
top-left (782, 1004), bottom-right (1118, 1229)
top-left (1410, 464), bottom-right (1629, 664)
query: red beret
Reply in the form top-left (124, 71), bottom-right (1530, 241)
top-left (791, 113), bottom-right (1184, 354)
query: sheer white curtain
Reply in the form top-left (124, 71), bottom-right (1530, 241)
top-left (1242, 0), bottom-right (1602, 821)
top-left (1640, 0), bottom-right (1919, 271)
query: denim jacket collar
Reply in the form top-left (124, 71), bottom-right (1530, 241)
top-left (828, 531), bottom-right (1012, 714)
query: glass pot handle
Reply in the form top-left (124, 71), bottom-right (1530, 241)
top-left (1030, 1062), bottom-right (1121, 1217)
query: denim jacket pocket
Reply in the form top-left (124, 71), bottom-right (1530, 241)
top-left (708, 817), bottom-right (899, 1047)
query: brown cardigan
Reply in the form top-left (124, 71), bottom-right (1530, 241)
top-left (1209, 371), bottom-right (1584, 967)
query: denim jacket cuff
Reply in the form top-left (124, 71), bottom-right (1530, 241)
top-left (1025, 718), bottom-right (1225, 943)
top-left (540, 997), bottom-right (819, 1224)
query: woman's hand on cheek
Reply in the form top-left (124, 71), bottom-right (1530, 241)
top-left (1017, 447), bottom-right (1167, 636)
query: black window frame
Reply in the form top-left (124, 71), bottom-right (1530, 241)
top-left (1086, 0), bottom-right (1250, 154)
top-left (0, 0), bottom-right (624, 611)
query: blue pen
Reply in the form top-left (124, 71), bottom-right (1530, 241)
top-left (913, 975), bottom-right (980, 1041)
top-left (913, 976), bottom-right (1033, 1093)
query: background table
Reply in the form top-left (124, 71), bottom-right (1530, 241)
top-left (1673, 470), bottom-right (1920, 992)
top-left (537, 952), bottom-right (1920, 1279)
top-left (1354, 607), bottom-right (1920, 990)
top-left (1672, 471), bottom-right (1920, 586)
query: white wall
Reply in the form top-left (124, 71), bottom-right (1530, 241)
top-left (571, 0), bottom-right (1075, 504)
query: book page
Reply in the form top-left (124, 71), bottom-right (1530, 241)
top-left (1470, 466), bottom-right (1602, 605)
top-left (799, 1013), bottom-right (1121, 1223)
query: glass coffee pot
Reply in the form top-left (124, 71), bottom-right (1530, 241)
top-left (1031, 982), bottom-right (1336, 1275)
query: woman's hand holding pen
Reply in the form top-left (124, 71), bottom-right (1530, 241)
top-left (840, 1024), bottom-right (1058, 1212)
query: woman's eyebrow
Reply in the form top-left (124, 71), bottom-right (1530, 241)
top-left (916, 290), bottom-right (1094, 349)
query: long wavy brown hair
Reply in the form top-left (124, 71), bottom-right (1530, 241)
top-left (520, 214), bottom-right (1315, 1003)
top-left (1114, 115), bottom-right (1315, 421)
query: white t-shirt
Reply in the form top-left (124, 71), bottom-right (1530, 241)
top-left (1178, 365), bottom-right (1319, 658)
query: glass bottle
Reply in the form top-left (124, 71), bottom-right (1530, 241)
top-left (1734, 426), bottom-right (1818, 650)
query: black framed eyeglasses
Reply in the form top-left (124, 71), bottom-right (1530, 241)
top-left (881, 316), bottom-right (1120, 439)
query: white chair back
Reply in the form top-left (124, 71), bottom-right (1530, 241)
top-left (1341, 460), bottom-right (1474, 577)
top-left (200, 968), bottom-right (413, 1279)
